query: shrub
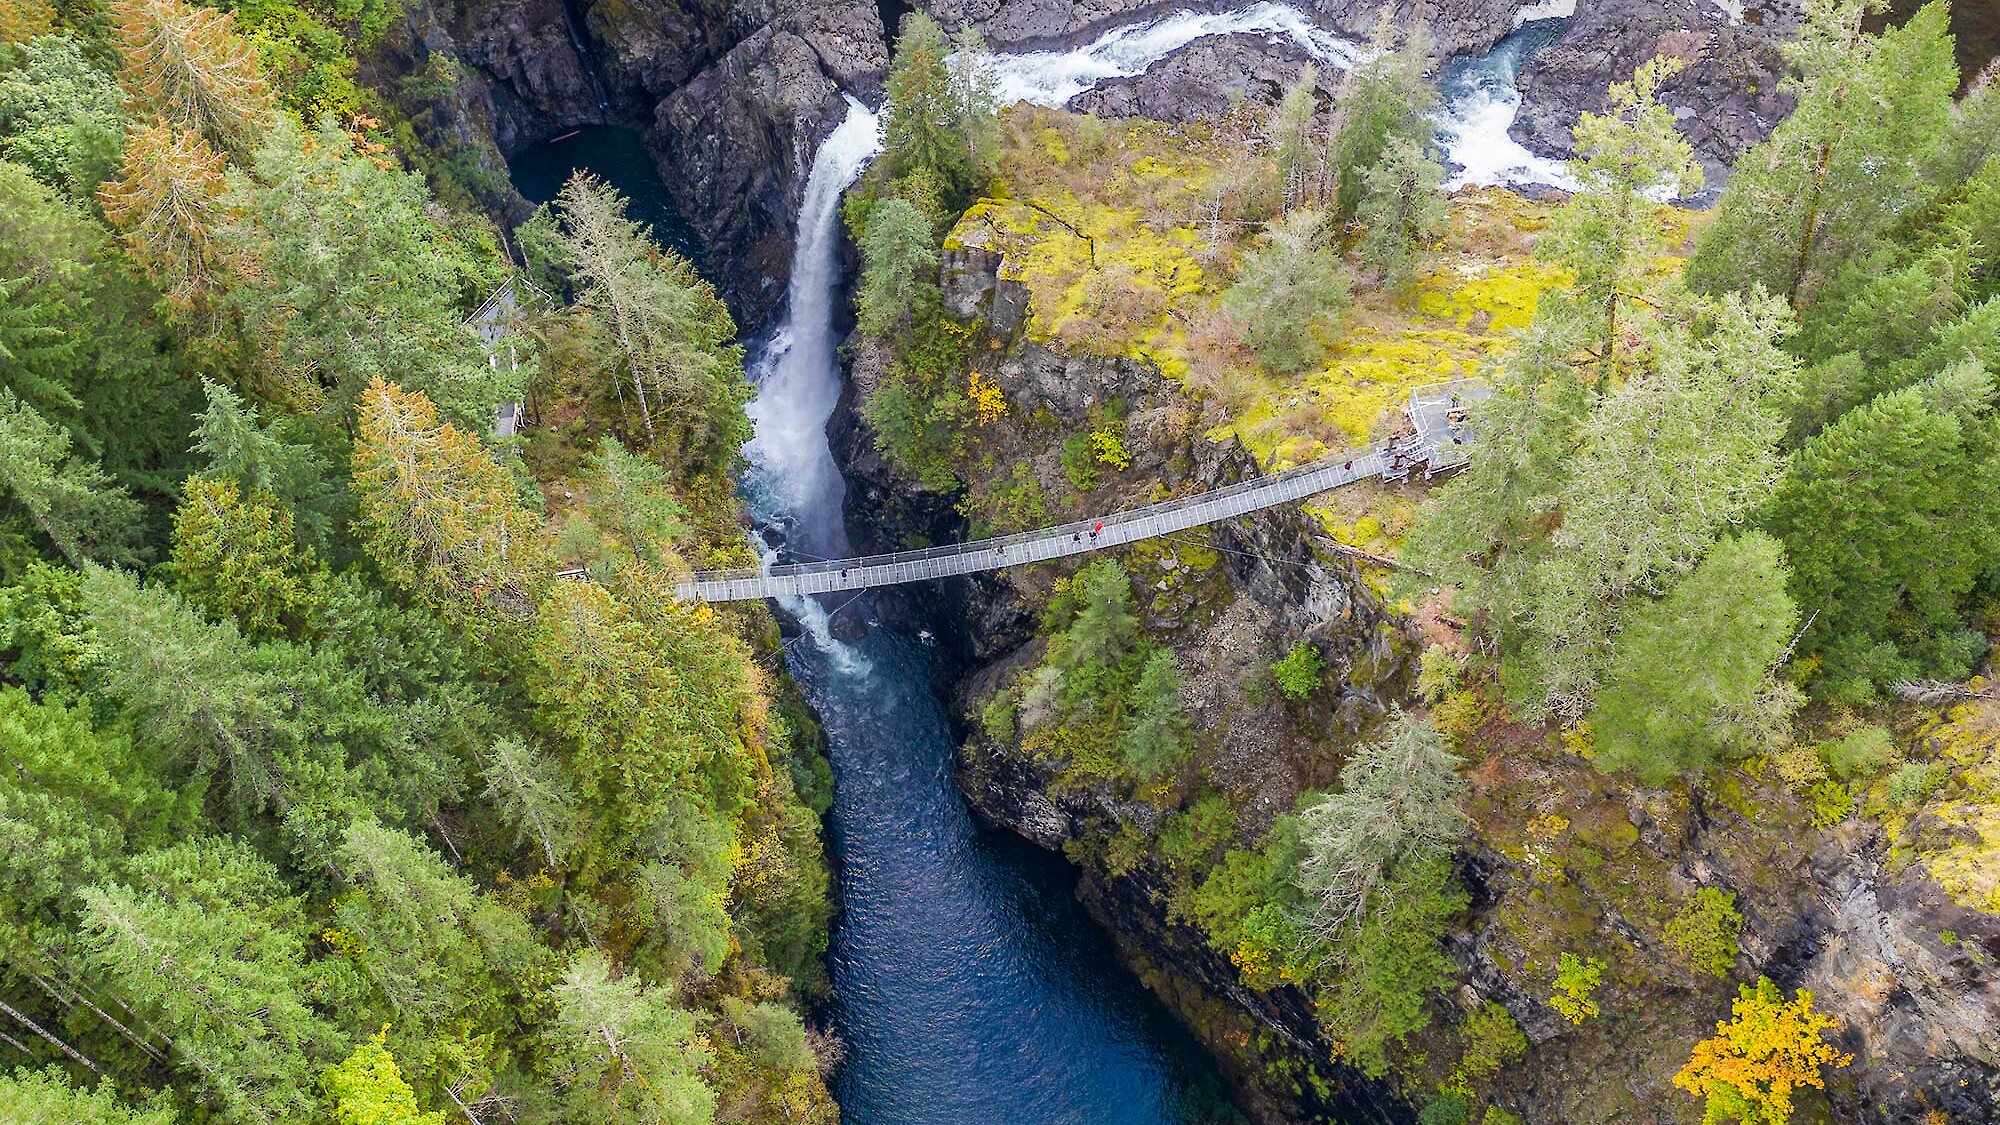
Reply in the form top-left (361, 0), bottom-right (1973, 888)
top-left (1808, 780), bottom-right (1854, 828)
top-left (1886, 759), bottom-right (1948, 806)
top-left (1416, 644), bottom-right (1465, 703)
top-left (1418, 1091), bottom-right (1470, 1125)
top-left (1088, 428), bottom-right (1132, 469)
top-left (1549, 953), bottom-right (1604, 1024)
top-left (980, 691), bottom-right (1016, 744)
top-left (1431, 688), bottom-right (1486, 745)
top-left (1819, 725), bottom-right (1895, 780)
top-left (1765, 739), bottom-right (1828, 788)
top-left (1061, 433), bottom-right (1101, 491)
top-left (1271, 642), bottom-right (1324, 701)
top-left (1450, 1001), bottom-right (1527, 1093)
top-left (1664, 887), bottom-right (1743, 978)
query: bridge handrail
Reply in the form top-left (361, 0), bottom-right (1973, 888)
top-left (685, 439), bottom-right (1414, 585)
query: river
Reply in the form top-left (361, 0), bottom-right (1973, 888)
top-left (506, 10), bottom-right (1575, 1123)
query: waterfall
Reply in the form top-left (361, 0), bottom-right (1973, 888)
top-left (741, 97), bottom-right (882, 667)
top-left (734, 7), bottom-right (1577, 623)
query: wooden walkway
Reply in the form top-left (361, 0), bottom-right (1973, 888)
top-left (674, 379), bottom-right (1486, 602)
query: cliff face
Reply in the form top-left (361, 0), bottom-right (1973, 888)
top-left (828, 168), bottom-right (2000, 1123)
top-left (367, 0), bottom-right (886, 323)
top-left (1454, 739), bottom-right (2000, 1123)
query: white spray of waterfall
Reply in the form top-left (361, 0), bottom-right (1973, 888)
top-left (741, 97), bottom-right (882, 672)
top-left (1434, 16), bottom-right (1578, 190)
top-left (983, 2), bottom-right (1362, 107)
top-left (1511, 0), bottom-right (1575, 27)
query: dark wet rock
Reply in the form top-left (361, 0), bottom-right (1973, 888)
top-left (651, 0), bottom-right (888, 322)
top-left (1513, 0), bottom-right (1798, 188)
top-left (370, 0), bottom-right (885, 322)
top-left (1071, 36), bottom-right (1331, 119)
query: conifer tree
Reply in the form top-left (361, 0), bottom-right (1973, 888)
top-left (110, 0), bottom-right (276, 153)
top-left (1296, 712), bottom-right (1468, 942)
top-left (583, 437), bottom-right (686, 572)
top-left (881, 11), bottom-right (997, 211)
top-left (1120, 648), bottom-right (1188, 777)
top-left (1222, 210), bottom-right (1350, 373)
top-left (190, 379), bottom-right (338, 543)
top-left (1591, 532), bottom-right (1801, 783)
top-left (165, 476), bottom-right (325, 638)
top-left (77, 839), bottom-right (346, 1123)
top-left (1355, 135), bottom-right (1447, 286)
top-left (1686, 0), bottom-right (1959, 306)
top-left (1765, 361), bottom-right (2000, 698)
top-left (0, 161), bottom-right (188, 480)
top-left (542, 173), bottom-right (747, 470)
top-left (351, 378), bottom-right (546, 619)
top-left (1541, 55), bottom-right (1702, 384)
top-left (97, 124), bottom-right (226, 306)
top-left (528, 580), bottom-right (759, 859)
top-left (1520, 291), bottom-right (1797, 716)
top-left (222, 122), bottom-right (514, 427)
top-left (547, 951), bottom-right (713, 1125)
top-left (855, 196), bottom-right (940, 338)
top-left (1270, 65), bottom-right (1319, 210)
top-left (1324, 17), bottom-right (1436, 223)
top-left (1402, 303), bottom-right (1594, 645)
top-left (1055, 559), bottom-right (1138, 699)
top-left (331, 819), bottom-right (539, 1090)
top-left (481, 736), bottom-right (579, 868)
top-left (0, 36), bottom-right (128, 202)
top-left (0, 392), bottom-right (147, 568)
top-left (80, 565), bottom-right (292, 809)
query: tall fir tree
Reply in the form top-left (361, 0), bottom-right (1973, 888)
top-left (1591, 532), bottom-right (1802, 783)
top-left (1540, 55), bottom-right (1703, 385)
top-left (98, 124), bottom-right (227, 307)
top-left (1765, 361), bottom-right (2000, 699)
top-left (110, 0), bottom-right (276, 154)
top-left (540, 173), bottom-right (747, 472)
top-left (1686, 0), bottom-right (1959, 306)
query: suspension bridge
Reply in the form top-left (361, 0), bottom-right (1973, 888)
top-left (671, 381), bottom-right (1487, 603)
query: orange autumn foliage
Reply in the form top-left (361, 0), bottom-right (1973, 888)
top-left (111, 0), bottom-right (275, 152)
top-left (1673, 977), bottom-right (1852, 1125)
top-left (99, 124), bottom-right (229, 306)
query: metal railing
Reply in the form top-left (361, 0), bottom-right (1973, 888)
top-left (674, 434), bottom-right (1464, 602)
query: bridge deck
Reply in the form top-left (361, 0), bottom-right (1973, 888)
top-left (675, 379), bottom-right (1489, 603)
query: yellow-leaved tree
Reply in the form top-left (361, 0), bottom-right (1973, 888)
top-left (1673, 977), bottom-right (1852, 1124)
top-left (351, 378), bottom-right (548, 618)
